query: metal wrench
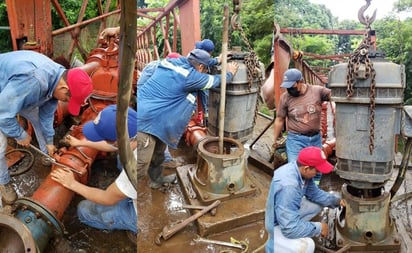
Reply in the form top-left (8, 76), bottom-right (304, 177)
top-left (29, 144), bottom-right (56, 162)
top-left (29, 144), bottom-right (83, 175)
top-left (181, 204), bottom-right (217, 216)
top-left (193, 235), bottom-right (246, 250)
top-left (155, 200), bottom-right (221, 245)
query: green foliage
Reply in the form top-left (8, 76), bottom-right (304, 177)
top-left (373, 16), bottom-right (412, 104)
top-left (199, 1), bottom-right (225, 54)
top-left (395, 0), bottom-right (412, 11)
top-left (0, 2), bottom-right (12, 52)
top-left (51, 0), bottom-right (117, 30)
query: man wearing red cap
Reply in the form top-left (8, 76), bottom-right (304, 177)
top-left (264, 146), bottom-right (344, 253)
top-left (0, 50), bottom-right (93, 204)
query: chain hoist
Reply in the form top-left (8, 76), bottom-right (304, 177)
top-left (231, 0), bottom-right (263, 127)
top-left (346, 0), bottom-right (376, 154)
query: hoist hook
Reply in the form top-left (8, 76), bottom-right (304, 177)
top-left (233, 0), bottom-right (241, 14)
top-left (273, 23), bottom-right (280, 41)
top-left (358, 0), bottom-right (377, 26)
top-left (231, 0), bottom-right (241, 30)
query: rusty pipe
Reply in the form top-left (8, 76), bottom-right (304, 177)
top-left (54, 101), bottom-right (70, 126)
top-left (0, 104), bottom-right (110, 252)
top-left (322, 138), bottom-right (336, 158)
top-left (0, 41), bottom-right (126, 251)
top-left (184, 117), bottom-right (208, 147)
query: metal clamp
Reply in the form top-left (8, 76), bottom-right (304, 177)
top-left (358, 0), bottom-right (377, 27)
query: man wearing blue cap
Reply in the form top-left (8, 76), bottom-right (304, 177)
top-left (272, 68), bottom-right (331, 184)
top-left (195, 39), bottom-right (215, 54)
top-left (137, 48), bottom-right (239, 189)
top-left (51, 105), bottom-right (138, 244)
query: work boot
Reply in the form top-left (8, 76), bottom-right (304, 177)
top-left (0, 182), bottom-right (17, 205)
top-left (161, 158), bottom-right (183, 169)
top-left (149, 174), bottom-right (177, 189)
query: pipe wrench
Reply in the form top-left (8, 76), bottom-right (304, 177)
top-left (29, 144), bottom-right (82, 175)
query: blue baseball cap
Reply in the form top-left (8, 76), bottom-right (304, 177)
top-left (195, 39), bottom-right (215, 53)
top-left (188, 49), bottom-right (211, 67)
top-left (280, 68), bottom-right (303, 88)
top-left (82, 104), bottom-right (137, 142)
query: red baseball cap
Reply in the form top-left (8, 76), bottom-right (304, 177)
top-left (167, 52), bottom-right (181, 58)
top-left (67, 68), bottom-right (93, 116)
top-left (297, 146), bottom-right (334, 174)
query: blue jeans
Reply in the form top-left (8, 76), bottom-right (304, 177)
top-left (265, 197), bottom-right (322, 253)
top-left (286, 132), bottom-right (323, 182)
top-left (77, 198), bottom-right (137, 234)
top-left (286, 132), bottom-right (322, 162)
top-left (0, 131), bottom-right (11, 184)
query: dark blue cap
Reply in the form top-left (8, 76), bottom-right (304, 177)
top-left (82, 105), bottom-right (137, 142)
top-left (280, 68), bottom-right (303, 88)
top-left (195, 39), bottom-right (215, 53)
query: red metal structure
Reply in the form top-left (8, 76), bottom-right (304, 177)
top-left (1, 1), bottom-right (203, 251)
top-left (0, 39), bottom-right (128, 252)
top-left (1, 0), bottom-right (394, 252)
top-left (5, 0), bottom-right (201, 70)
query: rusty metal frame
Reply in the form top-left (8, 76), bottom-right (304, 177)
top-left (6, 0), bottom-right (198, 70)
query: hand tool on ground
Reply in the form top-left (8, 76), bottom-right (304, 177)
top-left (29, 144), bottom-right (82, 175)
top-left (155, 200), bottom-right (221, 245)
top-left (181, 204), bottom-right (217, 216)
top-left (193, 235), bottom-right (246, 250)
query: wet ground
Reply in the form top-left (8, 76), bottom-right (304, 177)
top-left (0, 125), bottom-right (136, 253)
top-left (1, 112), bottom-right (412, 253)
top-left (137, 112), bottom-right (412, 253)
top-left (136, 113), bottom-right (275, 253)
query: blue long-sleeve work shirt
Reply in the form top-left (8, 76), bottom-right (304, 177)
top-left (265, 161), bottom-right (340, 251)
top-left (138, 59), bottom-right (210, 118)
top-left (137, 57), bottom-right (233, 148)
top-left (0, 50), bottom-right (65, 150)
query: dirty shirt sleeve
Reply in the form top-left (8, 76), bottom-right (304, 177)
top-left (276, 185), bottom-right (322, 238)
top-left (38, 100), bottom-right (58, 144)
top-left (0, 74), bottom-right (40, 141)
top-left (305, 180), bottom-right (341, 208)
top-left (184, 70), bottom-right (233, 93)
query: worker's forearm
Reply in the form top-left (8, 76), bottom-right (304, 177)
top-left (273, 118), bottom-right (284, 139)
top-left (69, 181), bottom-right (114, 205)
top-left (78, 140), bottom-right (118, 152)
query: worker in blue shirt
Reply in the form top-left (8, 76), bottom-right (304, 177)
top-left (0, 50), bottom-right (93, 205)
top-left (265, 146), bottom-right (344, 253)
top-left (137, 48), bottom-right (239, 189)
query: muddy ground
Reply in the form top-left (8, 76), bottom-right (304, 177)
top-left (1, 124), bottom-right (135, 253)
top-left (1, 112), bottom-right (412, 253)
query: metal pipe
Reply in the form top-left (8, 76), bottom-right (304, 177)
top-left (390, 137), bottom-right (412, 199)
top-left (218, 5), bottom-right (229, 154)
top-left (0, 119), bottom-right (101, 252)
top-left (0, 50), bottom-right (117, 251)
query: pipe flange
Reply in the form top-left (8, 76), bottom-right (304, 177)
top-left (0, 213), bottom-right (38, 252)
top-left (14, 197), bottom-right (65, 235)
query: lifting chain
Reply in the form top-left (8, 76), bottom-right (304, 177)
top-left (346, 24), bottom-right (376, 154)
top-left (231, 0), bottom-right (263, 127)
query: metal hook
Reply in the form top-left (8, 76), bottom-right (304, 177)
top-left (273, 23), bottom-right (280, 41)
top-left (358, 0), bottom-right (377, 26)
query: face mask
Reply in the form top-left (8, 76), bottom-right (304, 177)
top-left (287, 87), bottom-right (300, 97)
